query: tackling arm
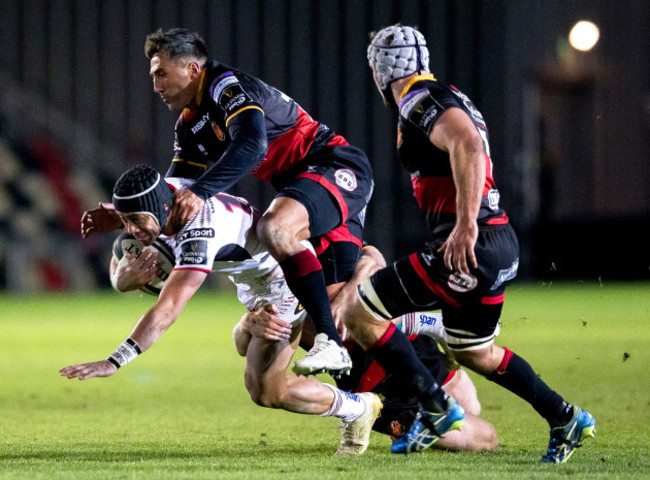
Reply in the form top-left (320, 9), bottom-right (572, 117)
top-left (189, 109), bottom-right (267, 200)
top-left (169, 109), bottom-right (267, 229)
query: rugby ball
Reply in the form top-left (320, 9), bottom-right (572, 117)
top-left (111, 233), bottom-right (175, 295)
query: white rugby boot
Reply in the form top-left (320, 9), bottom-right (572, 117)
top-left (292, 333), bottom-right (352, 377)
top-left (336, 393), bottom-right (383, 456)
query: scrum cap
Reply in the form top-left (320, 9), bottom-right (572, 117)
top-left (367, 25), bottom-right (429, 105)
top-left (112, 165), bottom-right (174, 228)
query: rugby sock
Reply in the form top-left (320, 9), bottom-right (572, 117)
top-left (368, 322), bottom-right (448, 412)
top-left (280, 249), bottom-right (342, 345)
top-left (399, 311), bottom-right (444, 338)
top-left (487, 348), bottom-right (573, 427)
top-left (320, 383), bottom-right (366, 422)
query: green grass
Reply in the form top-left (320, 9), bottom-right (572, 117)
top-left (1, 281), bottom-right (649, 479)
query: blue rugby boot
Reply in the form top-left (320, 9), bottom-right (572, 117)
top-left (391, 397), bottom-right (465, 454)
top-left (541, 406), bottom-right (596, 464)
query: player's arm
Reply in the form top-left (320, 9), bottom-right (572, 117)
top-left (59, 268), bottom-right (208, 380)
top-left (169, 109), bottom-right (267, 229)
top-left (189, 109), bottom-right (267, 200)
top-left (81, 202), bottom-right (123, 238)
top-left (429, 107), bottom-right (485, 274)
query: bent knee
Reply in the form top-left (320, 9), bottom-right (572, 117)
top-left (453, 345), bottom-right (504, 375)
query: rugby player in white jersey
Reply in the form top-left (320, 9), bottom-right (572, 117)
top-left (60, 164), bottom-right (382, 455)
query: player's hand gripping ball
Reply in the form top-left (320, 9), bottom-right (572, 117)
top-left (112, 233), bottom-right (175, 295)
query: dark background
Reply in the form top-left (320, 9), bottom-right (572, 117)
top-left (0, 0), bottom-right (648, 292)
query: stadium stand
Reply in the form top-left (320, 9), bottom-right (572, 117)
top-left (0, 114), bottom-right (114, 292)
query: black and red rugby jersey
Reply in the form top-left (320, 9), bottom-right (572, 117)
top-left (396, 74), bottom-right (509, 234)
top-left (167, 60), bottom-right (347, 188)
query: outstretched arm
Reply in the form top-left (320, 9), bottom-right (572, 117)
top-left (59, 268), bottom-right (207, 380)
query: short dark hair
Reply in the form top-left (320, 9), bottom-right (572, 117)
top-left (144, 28), bottom-right (209, 64)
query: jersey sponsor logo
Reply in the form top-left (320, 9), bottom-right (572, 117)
top-left (450, 86), bottom-right (486, 126)
top-left (191, 113), bottom-right (211, 134)
top-left (211, 74), bottom-right (239, 103)
top-left (491, 257), bottom-right (519, 291)
top-left (399, 90), bottom-right (429, 118)
top-left (335, 168), bottom-right (357, 192)
top-left (180, 241), bottom-right (209, 266)
top-left (401, 90), bottom-right (440, 134)
top-left (224, 91), bottom-right (247, 111)
top-left (178, 228), bottom-right (216, 242)
top-left (447, 271), bottom-right (478, 293)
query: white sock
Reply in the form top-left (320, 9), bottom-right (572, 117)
top-left (320, 383), bottom-right (366, 423)
top-left (399, 311), bottom-right (444, 338)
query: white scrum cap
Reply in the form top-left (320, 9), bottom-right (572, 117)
top-left (367, 25), bottom-right (430, 91)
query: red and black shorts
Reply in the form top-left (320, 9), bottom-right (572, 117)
top-left (278, 144), bottom-right (374, 285)
top-left (361, 224), bottom-right (519, 351)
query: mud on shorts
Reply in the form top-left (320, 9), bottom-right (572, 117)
top-left (277, 144), bottom-right (374, 285)
top-left (357, 224), bottom-right (520, 351)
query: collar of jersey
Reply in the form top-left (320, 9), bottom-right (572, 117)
top-left (195, 68), bottom-right (208, 106)
top-left (182, 68), bottom-right (208, 120)
top-left (398, 73), bottom-right (436, 101)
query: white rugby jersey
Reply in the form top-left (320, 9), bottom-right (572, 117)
top-left (167, 188), bottom-right (307, 324)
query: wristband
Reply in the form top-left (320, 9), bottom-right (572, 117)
top-left (107, 338), bottom-right (142, 369)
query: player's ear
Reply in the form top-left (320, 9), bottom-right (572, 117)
top-left (188, 60), bottom-right (202, 78)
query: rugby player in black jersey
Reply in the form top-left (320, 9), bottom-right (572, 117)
top-left (331, 25), bottom-right (593, 462)
top-left (83, 28), bottom-right (376, 377)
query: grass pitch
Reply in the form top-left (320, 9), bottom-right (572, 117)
top-left (1, 281), bottom-right (649, 479)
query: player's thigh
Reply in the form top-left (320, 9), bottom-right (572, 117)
top-left (276, 176), bottom-right (343, 238)
top-left (259, 195), bottom-right (311, 242)
top-left (356, 252), bottom-right (445, 321)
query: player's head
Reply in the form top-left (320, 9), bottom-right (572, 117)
top-left (112, 165), bottom-right (174, 245)
top-left (367, 25), bottom-right (429, 108)
top-left (145, 28), bottom-right (209, 112)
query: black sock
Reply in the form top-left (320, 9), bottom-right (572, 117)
top-left (280, 250), bottom-right (341, 345)
top-left (488, 348), bottom-right (573, 427)
top-left (369, 323), bottom-right (448, 412)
